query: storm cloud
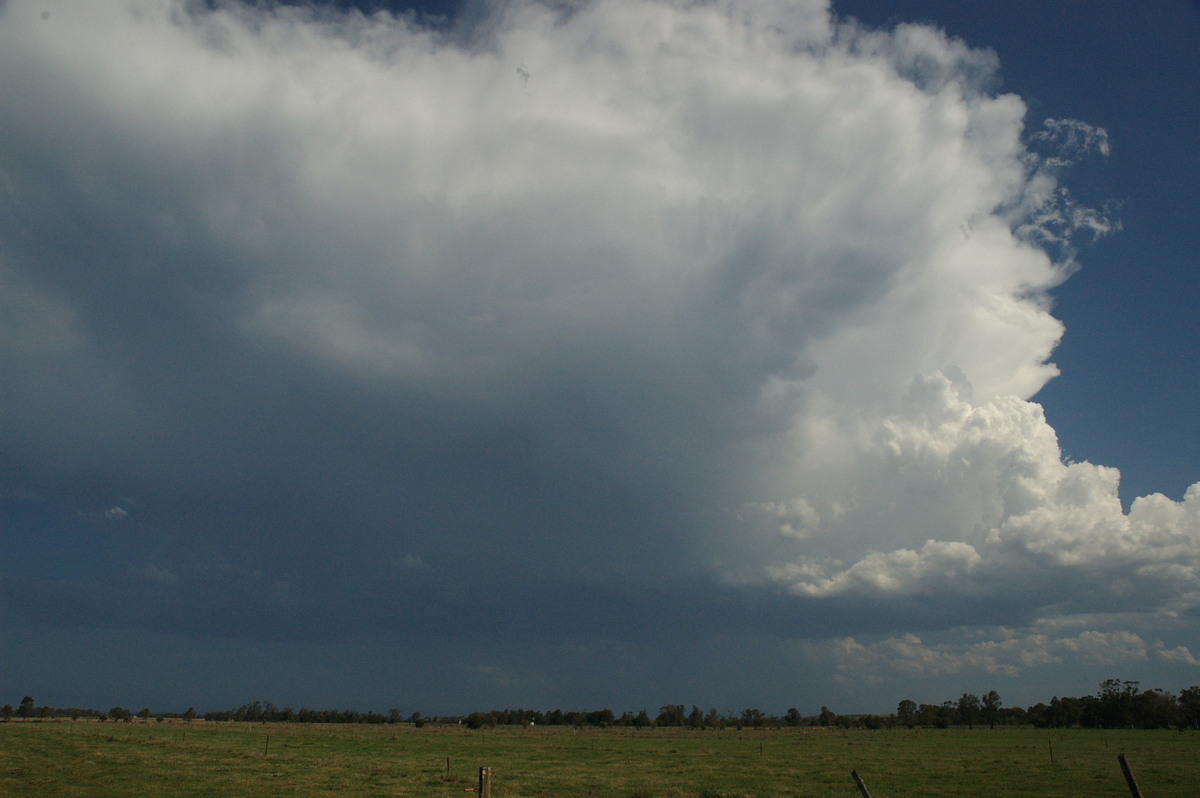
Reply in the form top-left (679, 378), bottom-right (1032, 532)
top-left (1, 0), bottom-right (1196, 711)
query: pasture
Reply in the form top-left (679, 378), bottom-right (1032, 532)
top-left (1, 720), bottom-right (1197, 797)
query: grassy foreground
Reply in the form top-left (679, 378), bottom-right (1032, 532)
top-left (1, 720), bottom-right (1197, 797)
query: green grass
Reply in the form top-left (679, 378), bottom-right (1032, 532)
top-left (1, 721), bottom-right (1197, 797)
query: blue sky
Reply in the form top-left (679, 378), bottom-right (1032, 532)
top-left (1, 0), bottom-right (1197, 717)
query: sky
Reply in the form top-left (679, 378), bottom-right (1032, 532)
top-left (1, 0), bottom-right (1197, 717)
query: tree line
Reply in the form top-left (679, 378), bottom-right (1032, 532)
top-left (6, 680), bottom-right (1200, 730)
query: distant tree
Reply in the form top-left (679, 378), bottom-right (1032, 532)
top-left (587, 708), bottom-right (614, 727)
top-left (688, 705), bottom-right (705, 728)
top-left (2, 705), bottom-right (12, 721)
top-left (784, 707), bottom-right (803, 727)
top-left (632, 710), bottom-right (652, 727)
top-left (1024, 701), bottom-right (1049, 728)
top-left (656, 704), bottom-right (685, 727)
top-left (896, 699), bottom-right (917, 726)
top-left (108, 707), bottom-right (131, 722)
top-left (914, 703), bottom-right (947, 728)
top-left (740, 708), bottom-right (765, 728)
top-left (999, 705), bottom-right (1027, 726)
top-left (1047, 695), bottom-right (1083, 728)
top-left (981, 691), bottom-right (1002, 729)
top-left (1093, 679), bottom-right (1140, 728)
top-left (817, 706), bottom-right (837, 726)
top-left (18, 696), bottom-right (35, 719)
top-left (1178, 686), bottom-right (1200, 730)
top-left (137, 708), bottom-right (151, 720)
top-left (956, 694), bottom-right (981, 729)
top-left (182, 707), bottom-right (196, 723)
top-left (1132, 688), bottom-right (1178, 729)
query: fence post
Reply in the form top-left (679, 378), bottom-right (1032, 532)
top-left (1117, 754), bottom-right (1143, 798)
top-left (479, 766), bottom-right (492, 798)
top-left (851, 769), bottom-right (873, 798)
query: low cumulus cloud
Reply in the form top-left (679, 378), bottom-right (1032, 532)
top-left (829, 628), bottom-right (1151, 682)
top-left (1, 0), bottom-right (1196, 704)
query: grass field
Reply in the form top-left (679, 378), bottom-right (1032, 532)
top-left (1, 720), bottom-right (1197, 797)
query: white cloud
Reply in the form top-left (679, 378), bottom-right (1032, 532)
top-left (1055, 630), bottom-right (1149, 667)
top-left (1157, 645), bottom-right (1200, 667)
top-left (771, 539), bottom-right (981, 597)
top-left (753, 498), bottom-right (822, 540)
top-left (751, 372), bottom-right (1200, 635)
top-left (1, 0), bottom-right (1070, 410)
top-left (831, 627), bottom-right (1153, 682)
top-left (1033, 117), bottom-right (1112, 161)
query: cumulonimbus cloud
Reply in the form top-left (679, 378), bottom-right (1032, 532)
top-left (0, 0), bottom-right (1195, 692)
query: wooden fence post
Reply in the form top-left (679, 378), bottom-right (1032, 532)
top-left (478, 765), bottom-right (492, 798)
top-left (1118, 754), bottom-right (1143, 798)
top-left (851, 769), bottom-right (873, 798)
